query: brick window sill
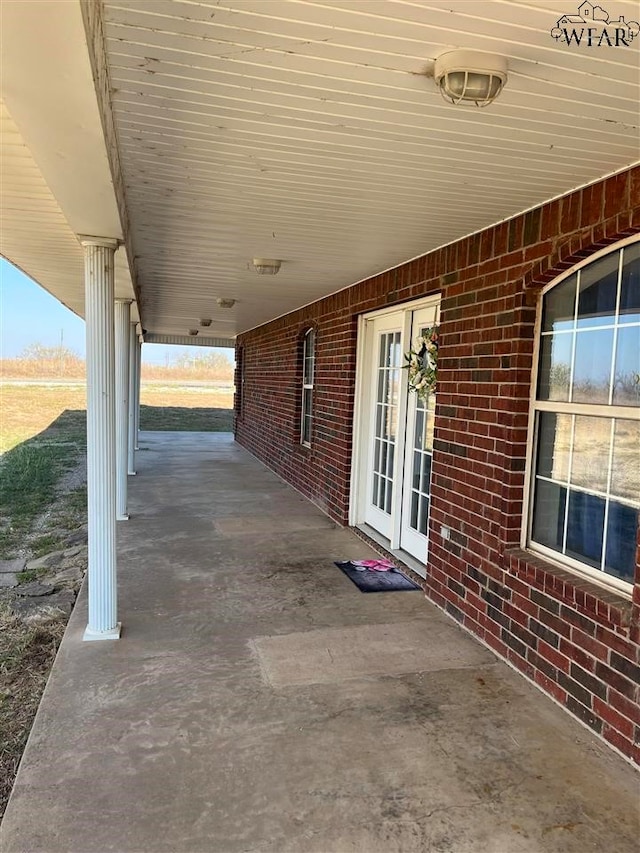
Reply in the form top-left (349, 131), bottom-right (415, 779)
top-left (506, 548), bottom-right (633, 634)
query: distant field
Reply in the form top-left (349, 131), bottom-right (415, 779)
top-left (0, 382), bottom-right (234, 453)
top-left (0, 356), bottom-right (233, 384)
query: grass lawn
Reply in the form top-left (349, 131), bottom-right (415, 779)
top-left (0, 382), bottom-right (234, 453)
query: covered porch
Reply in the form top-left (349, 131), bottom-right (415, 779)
top-left (1, 432), bottom-right (638, 852)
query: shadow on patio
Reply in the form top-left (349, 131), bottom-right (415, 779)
top-left (1, 433), bottom-right (638, 853)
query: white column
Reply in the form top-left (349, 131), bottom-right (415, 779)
top-left (134, 336), bottom-right (142, 449)
top-left (115, 299), bottom-right (131, 521)
top-left (81, 236), bottom-right (120, 641)
top-left (127, 322), bottom-right (137, 475)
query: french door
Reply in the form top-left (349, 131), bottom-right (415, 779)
top-left (355, 299), bottom-right (439, 573)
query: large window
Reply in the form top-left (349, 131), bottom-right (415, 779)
top-left (301, 328), bottom-right (315, 446)
top-left (528, 240), bottom-right (640, 589)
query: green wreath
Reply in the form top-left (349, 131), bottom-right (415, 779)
top-left (403, 326), bottom-right (438, 400)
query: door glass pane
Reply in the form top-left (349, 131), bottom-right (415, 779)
top-left (377, 370), bottom-right (385, 404)
top-left (611, 420), bottom-right (640, 504)
top-left (387, 442), bottom-right (395, 479)
top-left (387, 401), bottom-right (398, 441)
top-left (412, 450), bottom-right (421, 489)
top-left (406, 377), bottom-right (432, 537)
top-left (570, 416), bottom-right (610, 493)
top-left (414, 409), bottom-right (424, 448)
top-left (538, 334), bottom-right (572, 401)
top-left (620, 243), bottom-right (640, 323)
top-left (372, 330), bottom-right (401, 514)
top-left (572, 328), bottom-right (613, 403)
top-left (421, 454), bottom-right (432, 495)
top-left (577, 253), bottom-right (619, 328)
top-left (374, 438), bottom-right (381, 472)
top-left (425, 399), bottom-right (435, 451)
top-left (379, 334), bottom-right (387, 367)
top-left (385, 483), bottom-right (393, 513)
top-left (411, 491), bottom-right (419, 528)
top-left (418, 496), bottom-right (429, 535)
top-left (613, 326), bottom-right (640, 407)
top-left (375, 404), bottom-right (383, 438)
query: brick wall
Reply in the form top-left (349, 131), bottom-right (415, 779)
top-left (236, 166), bottom-right (640, 763)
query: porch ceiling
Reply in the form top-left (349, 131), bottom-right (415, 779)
top-left (2, 1), bottom-right (639, 341)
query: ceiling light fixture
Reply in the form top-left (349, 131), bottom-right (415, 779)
top-left (200, 318), bottom-right (212, 327)
top-left (434, 50), bottom-right (507, 107)
top-left (216, 298), bottom-right (236, 308)
top-left (252, 258), bottom-right (281, 275)
top-left (188, 329), bottom-right (199, 336)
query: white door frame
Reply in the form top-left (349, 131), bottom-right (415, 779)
top-left (349, 295), bottom-right (441, 557)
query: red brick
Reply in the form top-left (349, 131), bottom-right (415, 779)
top-left (608, 688), bottom-right (640, 726)
top-left (604, 171), bottom-right (630, 218)
top-left (593, 696), bottom-right (635, 739)
top-left (236, 168), bottom-right (640, 766)
top-left (602, 725), bottom-right (637, 762)
top-left (537, 639), bottom-right (571, 674)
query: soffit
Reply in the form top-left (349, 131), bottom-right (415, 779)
top-left (0, 99), bottom-right (137, 320)
top-left (0, 1), bottom-right (137, 320)
top-left (99, 0), bottom-right (640, 337)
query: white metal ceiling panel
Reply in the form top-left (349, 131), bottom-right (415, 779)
top-left (99, 0), bottom-right (640, 337)
top-left (2, 0), bottom-right (639, 341)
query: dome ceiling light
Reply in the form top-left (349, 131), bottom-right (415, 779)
top-left (434, 50), bottom-right (507, 107)
top-left (252, 258), bottom-right (281, 275)
top-left (216, 298), bottom-right (237, 308)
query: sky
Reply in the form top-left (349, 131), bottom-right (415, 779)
top-left (0, 259), bottom-right (233, 366)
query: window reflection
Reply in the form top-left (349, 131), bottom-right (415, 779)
top-left (611, 420), bottom-right (640, 504)
top-left (605, 502), bottom-right (638, 583)
top-left (536, 412), bottom-right (571, 482)
top-left (620, 242), bottom-right (640, 324)
top-left (531, 241), bottom-right (640, 586)
top-left (565, 490), bottom-right (604, 569)
top-left (532, 480), bottom-right (566, 551)
top-left (570, 417), bottom-right (610, 493)
top-left (542, 274), bottom-right (576, 332)
top-left (538, 334), bottom-right (572, 401)
top-left (572, 328), bottom-right (613, 403)
top-left (577, 252), bottom-right (619, 328)
top-left (613, 326), bottom-right (640, 407)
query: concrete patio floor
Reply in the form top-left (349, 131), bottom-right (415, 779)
top-left (1, 432), bottom-right (638, 853)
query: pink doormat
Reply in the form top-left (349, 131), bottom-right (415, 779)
top-left (334, 560), bottom-right (421, 592)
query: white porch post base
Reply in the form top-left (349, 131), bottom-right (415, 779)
top-left (83, 622), bottom-right (122, 642)
top-left (80, 236), bottom-right (120, 640)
